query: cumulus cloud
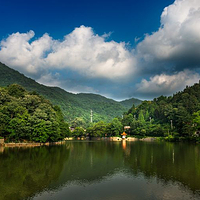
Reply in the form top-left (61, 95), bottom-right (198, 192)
top-left (64, 83), bottom-right (99, 94)
top-left (0, 31), bottom-right (53, 77)
top-left (137, 0), bottom-right (200, 72)
top-left (136, 70), bottom-right (200, 99)
top-left (37, 72), bottom-right (61, 87)
top-left (46, 26), bottom-right (136, 79)
top-left (0, 26), bottom-right (136, 81)
top-left (1, 0), bottom-right (200, 99)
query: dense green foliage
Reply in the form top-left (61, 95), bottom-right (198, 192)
top-left (0, 62), bottom-right (141, 126)
top-left (73, 82), bottom-right (200, 141)
top-left (73, 118), bottom-right (123, 138)
top-left (0, 84), bottom-right (70, 142)
top-left (121, 82), bottom-right (200, 141)
top-left (4, 62), bottom-right (199, 141)
top-left (72, 127), bottom-right (86, 138)
top-left (120, 98), bottom-right (142, 108)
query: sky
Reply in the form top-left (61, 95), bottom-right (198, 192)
top-left (1, 0), bottom-right (200, 100)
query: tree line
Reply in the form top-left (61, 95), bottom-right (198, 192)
top-left (2, 82), bottom-right (200, 142)
top-left (72, 82), bottom-right (200, 142)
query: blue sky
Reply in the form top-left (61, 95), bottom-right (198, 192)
top-left (1, 0), bottom-right (200, 100)
top-left (1, 0), bottom-right (173, 43)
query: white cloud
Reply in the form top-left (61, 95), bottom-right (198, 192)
top-left (0, 26), bottom-right (136, 81)
top-left (46, 26), bottom-right (136, 80)
top-left (65, 84), bottom-right (98, 94)
top-left (136, 70), bottom-right (200, 98)
top-left (137, 0), bottom-right (200, 70)
top-left (0, 31), bottom-right (53, 76)
top-left (37, 72), bottom-right (61, 87)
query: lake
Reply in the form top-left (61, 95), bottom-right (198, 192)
top-left (0, 140), bottom-right (200, 200)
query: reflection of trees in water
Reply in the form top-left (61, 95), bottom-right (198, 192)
top-left (1, 141), bottom-right (200, 200)
top-left (58, 141), bottom-right (125, 185)
top-left (54, 141), bottom-right (200, 196)
top-left (123, 141), bottom-right (200, 194)
top-left (0, 145), bottom-right (69, 200)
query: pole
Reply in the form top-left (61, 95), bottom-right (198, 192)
top-left (90, 110), bottom-right (93, 123)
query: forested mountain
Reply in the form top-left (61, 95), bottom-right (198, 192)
top-left (82, 81), bottom-right (200, 141)
top-left (0, 62), bottom-right (141, 125)
top-left (120, 98), bottom-right (142, 109)
top-left (0, 84), bottom-right (70, 142)
top-left (121, 81), bottom-right (200, 140)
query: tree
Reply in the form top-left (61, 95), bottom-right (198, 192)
top-left (138, 110), bottom-right (145, 123)
top-left (72, 127), bottom-right (85, 138)
top-left (7, 84), bottom-right (26, 98)
top-left (87, 121), bottom-right (107, 137)
top-left (107, 118), bottom-right (123, 136)
top-left (71, 117), bottom-right (86, 128)
top-left (122, 114), bottom-right (133, 126)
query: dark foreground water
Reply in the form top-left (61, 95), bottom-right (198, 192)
top-left (1, 141), bottom-right (200, 200)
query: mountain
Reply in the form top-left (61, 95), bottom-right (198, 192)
top-left (0, 62), bottom-right (141, 125)
top-left (120, 98), bottom-right (142, 109)
top-left (124, 81), bottom-right (200, 139)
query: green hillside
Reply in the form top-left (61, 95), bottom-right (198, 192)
top-left (122, 81), bottom-right (200, 141)
top-left (0, 62), bottom-right (141, 125)
top-left (0, 84), bottom-right (70, 142)
top-left (120, 98), bottom-right (142, 109)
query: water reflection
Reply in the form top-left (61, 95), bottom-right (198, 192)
top-left (0, 146), bottom-right (4, 153)
top-left (33, 172), bottom-right (200, 200)
top-left (124, 141), bottom-right (200, 194)
top-left (1, 141), bottom-right (200, 200)
top-left (0, 146), bottom-right (69, 200)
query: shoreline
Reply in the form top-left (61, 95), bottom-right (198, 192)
top-left (0, 137), bottom-right (156, 148)
top-left (0, 141), bottom-right (66, 148)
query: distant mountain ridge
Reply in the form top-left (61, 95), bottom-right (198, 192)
top-left (120, 98), bottom-right (142, 108)
top-left (0, 62), bottom-right (141, 124)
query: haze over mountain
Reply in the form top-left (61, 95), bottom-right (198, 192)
top-left (0, 62), bottom-right (141, 124)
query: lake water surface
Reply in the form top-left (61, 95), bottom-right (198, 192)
top-left (1, 140), bottom-right (200, 200)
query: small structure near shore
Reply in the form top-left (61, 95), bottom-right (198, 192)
top-left (121, 132), bottom-right (127, 139)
